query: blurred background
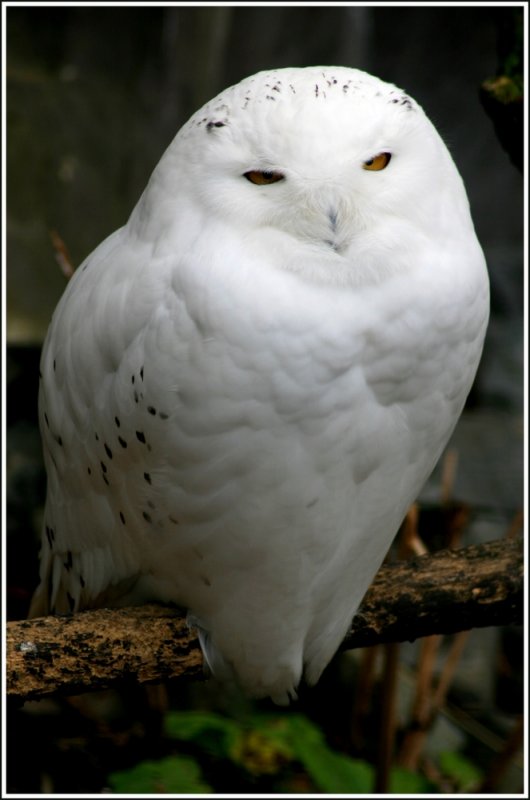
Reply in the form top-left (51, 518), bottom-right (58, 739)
top-left (5, 4), bottom-right (524, 795)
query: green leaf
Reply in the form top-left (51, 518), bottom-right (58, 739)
top-left (161, 710), bottom-right (394, 792)
top-left (108, 754), bottom-right (211, 793)
top-left (166, 710), bottom-right (296, 776)
top-left (438, 750), bottom-right (482, 791)
top-left (164, 710), bottom-right (241, 758)
top-left (389, 766), bottom-right (437, 793)
top-left (230, 727), bottom-right (293, 776)
top-left (283, 714), bottom-right (374, 793)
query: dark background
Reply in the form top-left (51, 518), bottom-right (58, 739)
top-left (5, 4), bottom-right (524, 794)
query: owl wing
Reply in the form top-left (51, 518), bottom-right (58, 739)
top-left (31, 223), bottom-right (201, 616)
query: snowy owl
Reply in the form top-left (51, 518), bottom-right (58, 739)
top-left (31, 66), bottom-right (489, 704)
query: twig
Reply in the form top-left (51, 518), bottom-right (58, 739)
top-left (49, 229), bottom-right (75, 280)
top-left (398, 635), bottom-right (442, 770)
top-left (505, 509), bottom-right (524, 539)
top-left (398, 503), bottom-right (427, 557)
top-left (350, 646), bottom-right (380, 751)
top-left (431, 630), bottom-right (471, 711)
top-left (440, 449), bottom-right (459, 506)
top-left (479, 715), bottom-right (524, 792)
top-left (374, 643), bottom-right (400, 793)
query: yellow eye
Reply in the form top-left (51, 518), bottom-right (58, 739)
top-left (362, 152), bottom-right (392, 171)
top-left (244, 170), bottom-right (284, 185)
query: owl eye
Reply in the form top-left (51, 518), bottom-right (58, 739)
top-left (362, 152), bottom-right (392, 171)
top-left (244, 170), bottom-right (285, 185)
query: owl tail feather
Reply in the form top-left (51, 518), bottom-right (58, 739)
top-left (28, 581), bottom-right (50, 619)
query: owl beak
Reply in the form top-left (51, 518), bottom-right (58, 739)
top-left (327, 208), bottom-right (338, 233)
top-left (324, 207), bottom-right (347, 254)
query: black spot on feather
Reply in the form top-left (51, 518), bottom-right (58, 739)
top-left (207, 120), bottom-right (226, 131)
top-left (45, 526), bottom-right (54, 548)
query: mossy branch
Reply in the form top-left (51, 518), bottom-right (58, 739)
top-left (7, 537), bottom-right (523, 702)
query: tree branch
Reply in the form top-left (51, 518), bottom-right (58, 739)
top-left (340, 535), bottom-right (523, 650)
top-left (7, 537), bottom-right (523, 702)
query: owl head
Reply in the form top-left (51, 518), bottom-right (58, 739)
top-left (132, 67), bottom-right (476, 286)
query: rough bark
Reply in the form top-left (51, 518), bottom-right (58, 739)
top-left (7, 537), bottom-right (523, 702)
top-left (340, 536), bottom-right (523, 650)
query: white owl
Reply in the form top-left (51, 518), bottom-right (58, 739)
top-left (31, 66), bottom-right (489, 704)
